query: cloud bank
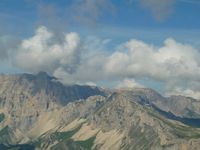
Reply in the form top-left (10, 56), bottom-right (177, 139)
top-left (14, 26), bottom-right (200, 98)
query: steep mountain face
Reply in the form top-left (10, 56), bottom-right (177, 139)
top-left (0, 72), bottom-right (107, 136)
top-left (166, 96), bottom-right (200, 118)
top-left (1, 73), bottom-right (200, 150)
top-left (87, 91), bottom-right (200, 150)
top-left (118, 88), bottom-right (200, 119)
top-left (0, 71), bottom-right (106, 105)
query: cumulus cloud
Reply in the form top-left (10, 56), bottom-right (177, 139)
top-left (106, 38), bottom-right (200, 81)
top-left (105, 38), bottom-right (200, 95)
top-left (140, 0), bottom-right (175, 21)
top-left (104, 38), bottom-right (200, 97)
top-left (14, 26), bottom-right (81, 75)
top-left (14, 26), bottom-right (109, 84)
top-left (14, 26), bottom-right (200, 98)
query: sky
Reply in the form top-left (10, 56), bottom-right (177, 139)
top-left (0, 0), bottom-right (200, 98)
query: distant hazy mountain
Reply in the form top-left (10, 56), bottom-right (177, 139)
top-left (1, 73), bottom-right (200, 150)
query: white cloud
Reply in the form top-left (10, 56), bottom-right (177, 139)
top-left (85, 81), bottom-right (97, 87)
top-left (14, 26), bottom-right (200, 99)
top-left (14, 26), bottom-right (81, 74)
top-left (166, 87), bottom-right (200, 100)
top-left (105, 38), bottom-right (200, 81)
top-left (103, 38), bottom-right (200, 98)
top-left (117, 79), bottom-right (144, 89)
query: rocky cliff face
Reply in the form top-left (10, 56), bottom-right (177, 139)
top-left (0, 72), bottom-right (106, 135)
top-left (1, 73), bottom-right (200, 150)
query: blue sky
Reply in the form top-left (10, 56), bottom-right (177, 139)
top-left (1, 0), bottom-right (200, 97)
top-left (1, 0), bottom-right (200, 52)
top-left (1, 0), bottom-right (200, 35)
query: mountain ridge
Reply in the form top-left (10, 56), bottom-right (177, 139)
top-left (1, 72), bottom-right (200, 149)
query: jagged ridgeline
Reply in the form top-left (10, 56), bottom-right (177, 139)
top-left (1, 72), bottom-right (200, 150)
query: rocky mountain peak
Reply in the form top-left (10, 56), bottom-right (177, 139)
top-left (36, 71), bottom-right (55, 80)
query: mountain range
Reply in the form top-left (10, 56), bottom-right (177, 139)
top-left (1, 72), bottom-right (200, 150)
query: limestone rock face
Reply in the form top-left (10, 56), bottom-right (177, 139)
top-left (0, 72), bottom-right (106, 134)
top-left (1, 73), bottom-right (200, 150)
